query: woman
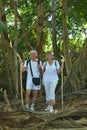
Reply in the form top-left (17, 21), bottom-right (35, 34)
top-left (42, 51), bottom-right (63, 112)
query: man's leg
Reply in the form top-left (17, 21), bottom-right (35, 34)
top-left (32, 90), bottom-right (38, 103)
top-left (30, 90), bottom-right (38, 111)
top-left (25, 89), bottom-right (31, 109)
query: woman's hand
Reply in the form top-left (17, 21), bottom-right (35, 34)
top-left (57, 55), bottom-right (65, 73)
top-left (57, 65), bottom-right (63, 73)
top-left (37, 64), bottom-right (42, 73)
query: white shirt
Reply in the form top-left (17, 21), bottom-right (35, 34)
top-left (24, 60), bottom-right (42, 81)
top-left (42, 60), bottom-right (60, 83)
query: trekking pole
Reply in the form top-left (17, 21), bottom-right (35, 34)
top-left (17, 53), bottom-right (24, 106)
top-left (61, 55), bottom-right (65, 110)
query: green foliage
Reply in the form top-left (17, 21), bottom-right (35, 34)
top-left (4, 0), bottom-right (87, 60)
top-left (67, 0), bottom-right (87, 20)
top-left (66, 0), bottom-right (87, 56)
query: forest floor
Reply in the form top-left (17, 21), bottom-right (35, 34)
top-left (0, 94), bottom-right (87, 130)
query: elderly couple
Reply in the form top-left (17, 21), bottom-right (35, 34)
top-left (22, 50), bottom-right (63, 112)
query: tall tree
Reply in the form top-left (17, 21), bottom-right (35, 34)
top-left (63, 38), bottom-right (87, 94)
top-left (0, 0), bottom-right (19, 98)
top-left (36, 0), bottom-right (44, 59)
top-left (62, 0), bottom-right (71, 74)
top-left (62, 0), bottom-right (82, 91)
top-left (10, 0), bottom-right (31, 50)
top-left (12, 0), bottom-right (19, 97)
top-left (51, 0), bottom-right (59, 57)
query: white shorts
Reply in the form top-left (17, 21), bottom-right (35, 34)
top-left (43, 81), bottom-right (58, 102)
top-left (26, 79), bottom-right (41, 90)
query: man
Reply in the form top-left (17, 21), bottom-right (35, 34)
top-left (22, 50), bottom-right (42, 111)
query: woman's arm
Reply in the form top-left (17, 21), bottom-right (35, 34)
top-left (57, 63), bottom-right (64, 73)
top-left (40, 62), bottom-right (47, 74)
top-left (57, 56), bottom-right (65, 73)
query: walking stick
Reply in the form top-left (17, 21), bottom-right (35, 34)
top-left (17, 53), bottom-right (24, 106)
top-left (61, 55), bottom-right (65, 110)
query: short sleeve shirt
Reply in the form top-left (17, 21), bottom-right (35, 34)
top-left (42, 60), bottom-right (60, 83)
top-left (24, 60), bottom-right (42, 81)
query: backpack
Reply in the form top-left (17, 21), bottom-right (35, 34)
top-left (22, 60), bottom-right (40, 91)
top-left (44, 60), bottom-right (57, 72)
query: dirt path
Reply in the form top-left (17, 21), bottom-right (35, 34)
top-left (0, 98), bottom-right (87, 130)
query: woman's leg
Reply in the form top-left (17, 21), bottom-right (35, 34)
top-left (44, 82), bottom-right (50, 103)
top-left (48, 81), bottom-right (58, 111)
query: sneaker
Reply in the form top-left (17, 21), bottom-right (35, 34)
top-left (44, 105), bottom-right (50, 111)
top-left (23, 105), bottom-right (29, 111)
top-left (30, 104), bottom-right (35, 111)
top-left (49, 106), bottom-right (53, 113)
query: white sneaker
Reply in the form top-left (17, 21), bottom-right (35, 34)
top-left (30, 104), bottom-right (35, 111)
top-left (49, 106), bottom-right (53, 113)
top-left (45, 105), bottom-right (53, 112)
top-left (24, 105), bottom-right (29, 111)
top-left (44, 105), bottom-right (50, 111)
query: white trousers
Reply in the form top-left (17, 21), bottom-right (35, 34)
top-left (43, 81), bottom-right (58, 103)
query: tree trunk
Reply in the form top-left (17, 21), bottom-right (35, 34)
top-left (52, 0), bottom-right (60, 57)
top-left (62, 0), bottom-right (81, 91)
top-left (13, 0), bottom-right (19, 98)
top-left (62, 0), bottom-right (71, 74)
top-left (10, 0), bottom-right (31, 50)
top-left (0, 0), bottom-right (17, 97)
top-left (64, 39), bottom-right (87, 95)
top-left (36, 0), bottom-right (44, 59)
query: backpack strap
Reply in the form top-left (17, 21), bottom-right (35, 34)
top-left (43, 60), bottom-right (57, 72)
top-left (29, 60), bottom-right (40, 77)
top-left (54, 60), bottom-right (57, 70)
top-left (43, 61), bottom-right (47, 72)
top-left (37, 59), bottom-right (40, 65)
top-left (29, 60), bottom-right (33, 77)
top-left (26, 60), bottom-right (30, 69)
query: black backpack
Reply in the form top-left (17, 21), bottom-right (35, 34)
top-left (22, 60), bottom-right (40, 91)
